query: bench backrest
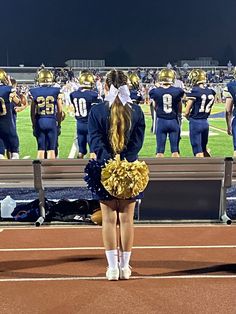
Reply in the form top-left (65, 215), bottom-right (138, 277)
top-left (0, 157), bottom-right (230, 188)
top-left (0, 160), bottom-right (34, 187)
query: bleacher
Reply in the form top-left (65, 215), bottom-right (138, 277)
top-left (1, 65), bottom-right (232, 84)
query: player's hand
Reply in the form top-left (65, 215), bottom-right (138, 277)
top-left (184, 113), bottom-right (189, 120)
top-left (227, 127), bottom-right (232, 136)
top-left (90, 152), bottom-right (97, 160)
top-left (32, 126), bottom-right (37, 137)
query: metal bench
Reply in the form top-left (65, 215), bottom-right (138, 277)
top-left (0, 157), bottom-right (233, 226)
top-left (139, 157), bottom-right (233, 223)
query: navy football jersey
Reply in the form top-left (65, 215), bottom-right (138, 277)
top-left (186, 86), bottom-right (216, 119)
top-left (149, 86), bottom-right (184, 119)
top-left (70, 89), bottom-right (101, 122)
top-left (130, 89), bottom-right (143, 104)
top-left (30, 86), bottom-right (61, 119)
top-left (224, 81), bottom-right (236, 116)
top-left (0, 85), bottom-right (15, 122)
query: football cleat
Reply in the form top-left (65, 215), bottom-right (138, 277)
top-left (158, 68), bottom-right (176, 85)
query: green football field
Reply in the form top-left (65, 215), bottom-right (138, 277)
top-left (16, 103), bottom-right (233, 159)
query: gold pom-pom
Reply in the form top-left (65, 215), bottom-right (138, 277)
top-left (101, 155), bottom-right (149, 199)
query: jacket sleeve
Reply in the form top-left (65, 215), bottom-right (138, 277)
top-left (88, 106), bottom-right (112, 163)
top-left (124, 106), bottom-right (146, 161)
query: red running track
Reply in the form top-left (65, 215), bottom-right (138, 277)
top-left (0, 224), bottom-right (235, 314)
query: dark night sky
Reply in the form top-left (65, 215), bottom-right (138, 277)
top-left (3, 0), bottom-right (236, 67)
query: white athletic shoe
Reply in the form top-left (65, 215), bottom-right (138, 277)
top-left (119, 265), bottom-right (132, 280)
top-left (106, 267), bottom-right (119, 281)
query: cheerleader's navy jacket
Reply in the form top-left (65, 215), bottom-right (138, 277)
top-left (88, 102), bottom-right (145, 164)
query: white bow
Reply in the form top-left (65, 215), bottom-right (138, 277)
top-left (104, 84), bottom-right (132, 107)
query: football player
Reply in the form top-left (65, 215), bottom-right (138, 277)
top-left (5, 78), bottom-right (29, 159)
top-left (128, 72), bottom-right (143, 105)
top-left (0, 69), bottom-right (22, 159)
top-left (30, 69), bottom-right (63, 159)
top-left (185, 69), bottom-right (215, 157)
top-left (70, 70), bottom-right (101, 158)
top-left (224, 67), bottom-right (236, 156)
top-left (149, 68), bottom-right (184, 157)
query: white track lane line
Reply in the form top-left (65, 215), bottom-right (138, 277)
top-left (0, 275), bottom-right (236, 282)
top-left (1, 224), bottom-right (235, 231)
top-left (0, 245), bottom-right (235, 252)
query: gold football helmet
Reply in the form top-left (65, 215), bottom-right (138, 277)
top-left (78, 71), bottom-right (95, 89)
top-left (158, 68), bottom-right (176, 85)
top-left (188, 69), bottom-right (207, 85)
top-left (36, 69), bottom-right (54, 85)
top-left (128, 72), bottom-right (140, 89)
top-left (0, 69), bottom-right (8, 84)
top-left (233, 67), bottom-right (236, 79)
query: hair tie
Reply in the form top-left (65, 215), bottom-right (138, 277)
top-left (104, 84), bottom-right (132, 107)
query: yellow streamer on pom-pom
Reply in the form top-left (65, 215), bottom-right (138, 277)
top-left (101, 155), bottom-right (149, 199)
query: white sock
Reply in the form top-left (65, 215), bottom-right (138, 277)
top-left (122, 252), bottom-right (131, 268)
top-left (105, 250), bottom-right (118, 269)
top-left (0, 154), bottom-right (5, 159)
top-left (119, 249), bottom-right (124, 267)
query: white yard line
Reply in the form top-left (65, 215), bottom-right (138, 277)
top-left (209, 125), bottom-right (228, 134)
top-left (68, 142), bottom-right (77, 158)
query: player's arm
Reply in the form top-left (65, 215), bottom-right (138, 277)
top-left (223, 87), bottom-right (233, 135)
top-left (225, 98), bottom-right (233, 135)
top-left (14, 93), bottom-right (29, 112)
top-left (178, 101), bottom-right (182, 115)
top-left (30, 97), bottom-right (36, 129)
top-left (184, 99), bottom-right (194, 120)
top-left (10, 90), bottom-right (21, 107)
top-left (56, 94), bottom-right (63, 126)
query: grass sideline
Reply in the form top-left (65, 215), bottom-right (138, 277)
top-left (15, 103), bottom-right (233, 159)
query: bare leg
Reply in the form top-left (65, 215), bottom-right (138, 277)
top-left (100, 200), bottom-right (118, 250)
top-left (118, 200), bottom-right (135, 252)
top-left (100, 200), bottom-right (119, 280)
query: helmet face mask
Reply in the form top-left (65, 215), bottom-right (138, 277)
top-left (36, 69), bottom-right (54, 85)
top-left (158, 69), bottom-right (176, 85)
top-left (188, 69), bottom-right (207, 86)
top-left (78, 71), bottom-right (95, 89)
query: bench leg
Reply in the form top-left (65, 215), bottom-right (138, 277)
top-left (35, 189), bottom-right (45, 227)
top-left (220, 187), bottom-right (232, 225)
top-left (134, 199), bottom-right (141, 221)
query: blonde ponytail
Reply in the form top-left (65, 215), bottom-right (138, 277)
top-left (109, 98), bottom-right (131, 154)
top-left (105, 69), bottom-right (132, 154)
